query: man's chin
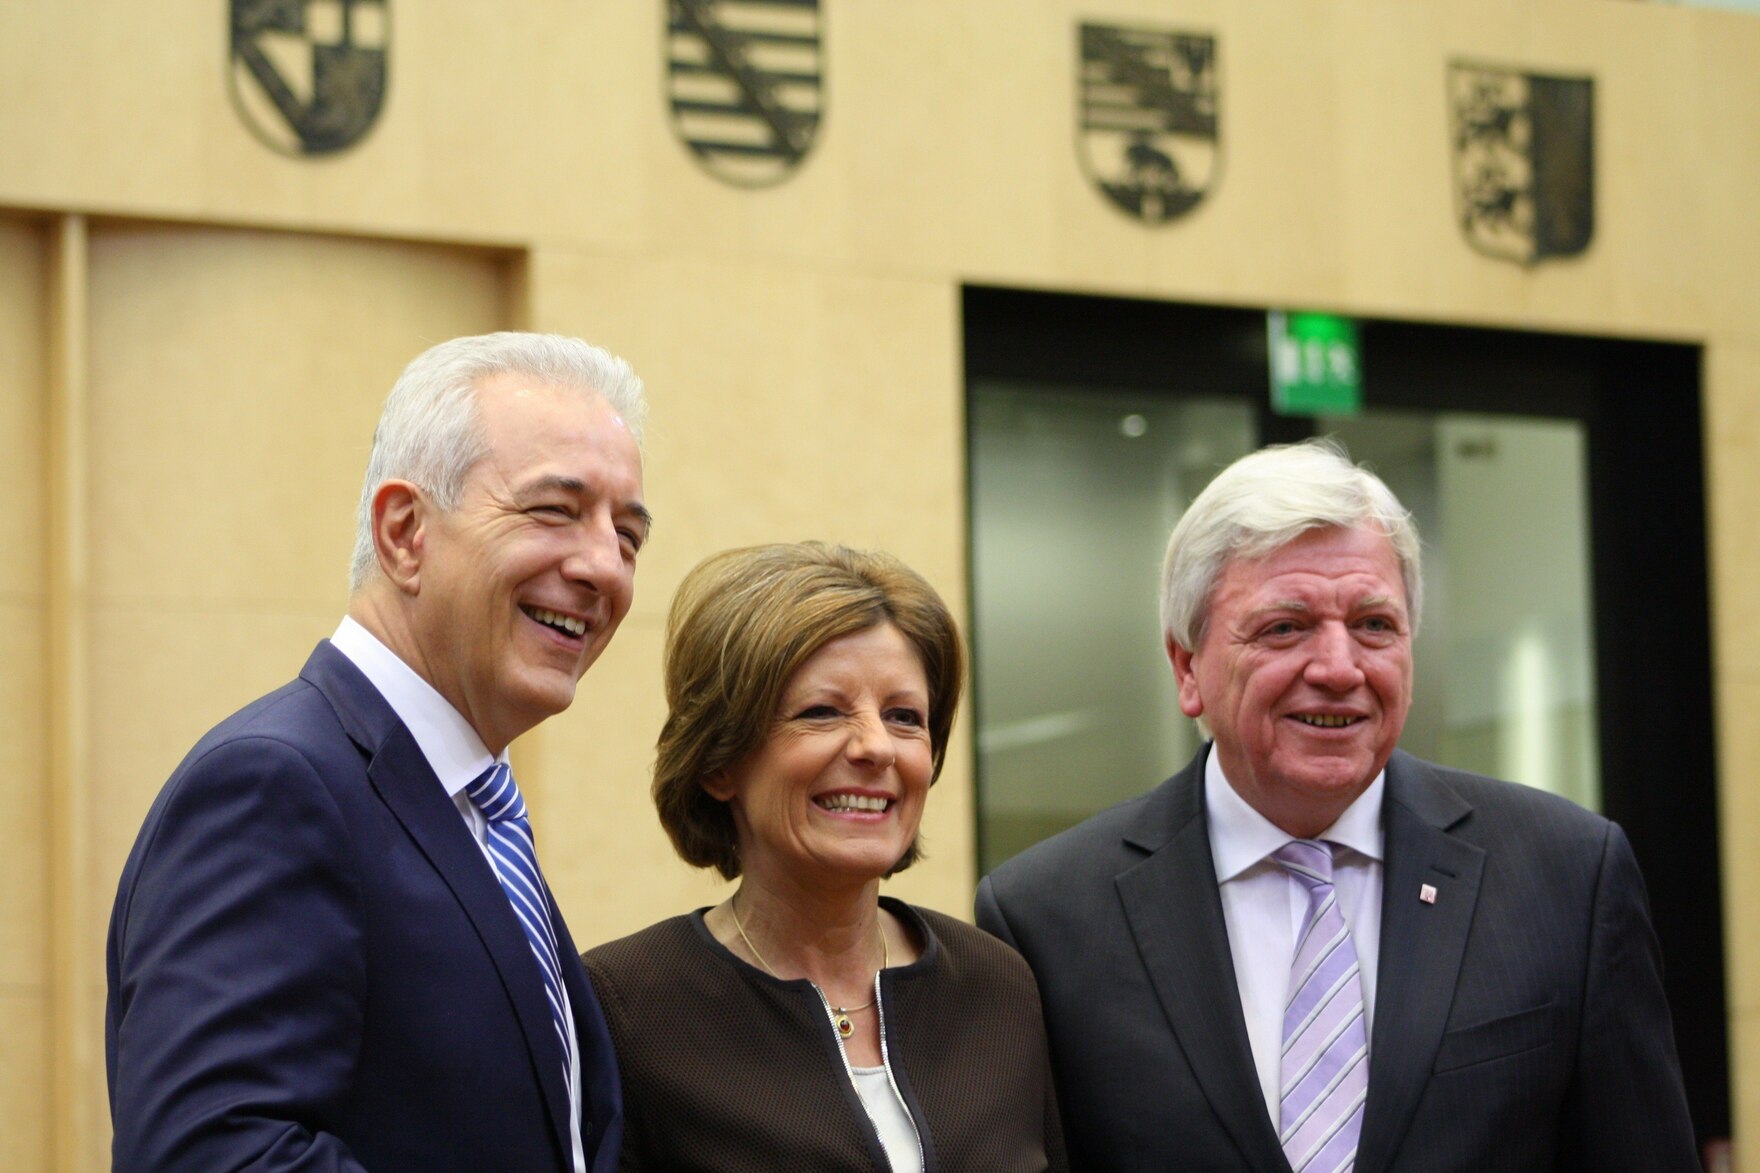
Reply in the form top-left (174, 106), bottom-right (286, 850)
top-left (1268, 748), bottom-right (1381, 795)
top-left (505, 672), bottom-right (581, 726)
top-left (1286, 763), bottom-right (1380, 802)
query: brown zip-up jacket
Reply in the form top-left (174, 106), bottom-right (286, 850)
top-left (584, 897), bottom-right (1066, 1172)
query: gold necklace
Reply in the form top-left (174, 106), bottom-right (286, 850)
top-left (731, 890), bottom-right (890, 1039)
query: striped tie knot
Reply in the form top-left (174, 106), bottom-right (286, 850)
top-left (1273, 838), bottom-right (1336, 889)
top-left (1272, 837), bottom-right (1367, 1173)
top-left (465, 761), bottom-right (530, 825)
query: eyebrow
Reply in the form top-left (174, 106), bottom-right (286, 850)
top-left (1243, 600), bottom-right (1311, 621)
top-left (519, 474), bottom-right (655, 536)
top-left (1243, 594), bottom-right (1405, 620)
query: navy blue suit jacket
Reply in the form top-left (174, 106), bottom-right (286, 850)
top-left (108, 641), bottom-right (622, 1172)
top-left (976, 746), bottom-right (1698, 1173)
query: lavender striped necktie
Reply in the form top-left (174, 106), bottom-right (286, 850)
top-left (1273, 839), bottom-right (1369, 1173)
top-left (464, 763), bottom-right (575, 1101)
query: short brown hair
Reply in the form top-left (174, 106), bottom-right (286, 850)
top-left (653, 542), bottom-right (965, 880)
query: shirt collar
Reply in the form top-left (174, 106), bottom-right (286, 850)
top-left (1204, 743), bottom-right (1386, 883)
top-left (330, 616), bottom-right (504, 797)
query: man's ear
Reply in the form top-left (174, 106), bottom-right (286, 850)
top-left (371, 480), bottom-right (426, 594)
top-left (1168, 634), bottom-right (1205, 719)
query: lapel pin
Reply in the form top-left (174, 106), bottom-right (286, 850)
top-left (1419, 884), bottom-right (1438, 904)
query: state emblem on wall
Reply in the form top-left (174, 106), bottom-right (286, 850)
top-left (230, 0), bottom-right (388, 156)
top-left (1078, 24), bottom-right (1219, 224)
top-left (1449, 61), bottom-right (1594, 265)
top-left (666, 0), bottom-right (822, 187)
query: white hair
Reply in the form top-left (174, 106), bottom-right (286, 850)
top-left (1159, 437), bottom-right (1422, 649)
top-left (348, 332), bottom-right (647, 592)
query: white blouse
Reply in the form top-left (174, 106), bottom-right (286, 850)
top-left (849, 1064), bottom-right (923, 1173)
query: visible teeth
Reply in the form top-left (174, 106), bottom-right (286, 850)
top-left (524, 606), bottom-right (586, 637)
top-left (817, 794), bottom-right (890, 813)
top-left (1297, 714), bottom-right (1356, 727)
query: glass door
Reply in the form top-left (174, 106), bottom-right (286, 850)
top-left (969, 384), bottom-right (1254, 865)
top-left (1326, 411), bottom-right (1599, 812)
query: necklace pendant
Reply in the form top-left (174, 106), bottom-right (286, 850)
top-left (835, 1013), bottom-right (854, 1039)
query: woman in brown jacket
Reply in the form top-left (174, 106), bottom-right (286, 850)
top-left (584, 542), bottom-right (1064, 1173)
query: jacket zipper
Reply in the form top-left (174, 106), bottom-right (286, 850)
top-left (873, 974), bottom-right (927, 1173)
top-left (818, 974), bottom-right (925, 1173)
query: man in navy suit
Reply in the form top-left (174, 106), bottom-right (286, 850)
top-left (108, 332), bottom-right (652, 1172)
top-left (977, 439), bottom-right (1698, 1172)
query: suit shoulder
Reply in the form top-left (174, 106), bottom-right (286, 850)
top-left (163, 677), bottom-right (350, 780)
top-left (985, 781), bottom-right (1174, 889)
top-left (121, 678), bottom-right (366, 871)
top-left (1398, 754), bottom-right (1615, 857)
top-left (1434, 760), bottom-right (1607, 823)
top-left (196, 676), bottom-right (347, 752)
top-left (150, 680), bottom-right (356, 806)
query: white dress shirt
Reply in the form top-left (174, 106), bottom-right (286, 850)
top-left (1204, 748), bottom-right (1384, 1129)
top-left (331, 618), bottom-right (588, 1173)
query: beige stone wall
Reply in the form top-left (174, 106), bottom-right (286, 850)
top-left (1, 215), bottom-right (52, 1173)
top-left (519, 249), bottom-right (970, 941)
top-left (3, 0), bottom-right (1756, 1165)
top-left (62, 223), bottom-right (512, 1169)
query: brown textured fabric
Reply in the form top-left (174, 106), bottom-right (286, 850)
top-left (584, 897), bottom-right (1066, 1173)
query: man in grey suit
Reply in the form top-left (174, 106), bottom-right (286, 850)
top-left (977, 439), bottom-right (1697, 1172)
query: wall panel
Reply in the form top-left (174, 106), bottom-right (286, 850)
top-left (0, 214), bottom-right (50, 1172)
top-left (523, 249), bottom-right (972, 942)
top-left (79, 224), bottom-right (509, 1171)
top-left (0, 989), bottom-right (50, 1173)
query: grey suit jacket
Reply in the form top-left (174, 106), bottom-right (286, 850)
top-left (976, 745), bottom-right (1697, 1173)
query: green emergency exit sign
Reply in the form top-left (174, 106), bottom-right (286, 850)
top-left (1268, 311), bottom-right (1362, 415)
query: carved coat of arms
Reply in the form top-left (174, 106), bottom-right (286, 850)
top-left (1450, 61), bottom-right (1595, 265)
top-left (1078, 24), bottom-right (1220, 224)
top-left (230, 0), bottom-right (388, 156)
top-left (666, 0), bottom-right (822, 187)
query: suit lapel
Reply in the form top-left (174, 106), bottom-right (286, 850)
top-left (1114, 752), bottom-right (1292, 1172)
top-left (301, 643), bottom-right (577, 1169)
top-left (1356, 751), bottom-right (1484, 1173)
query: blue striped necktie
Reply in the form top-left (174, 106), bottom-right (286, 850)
top-left (464, 763), bottom-right (575, 1098)
top-left (1273, 839), bottom-right (1369, 1173)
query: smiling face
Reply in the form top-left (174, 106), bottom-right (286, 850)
top-left (405, 371), bottom-right (648, 753)
top-left (1170, 524), bottom-right (1413, 838)
top-left (706, 622), bottom-right (934, 892)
